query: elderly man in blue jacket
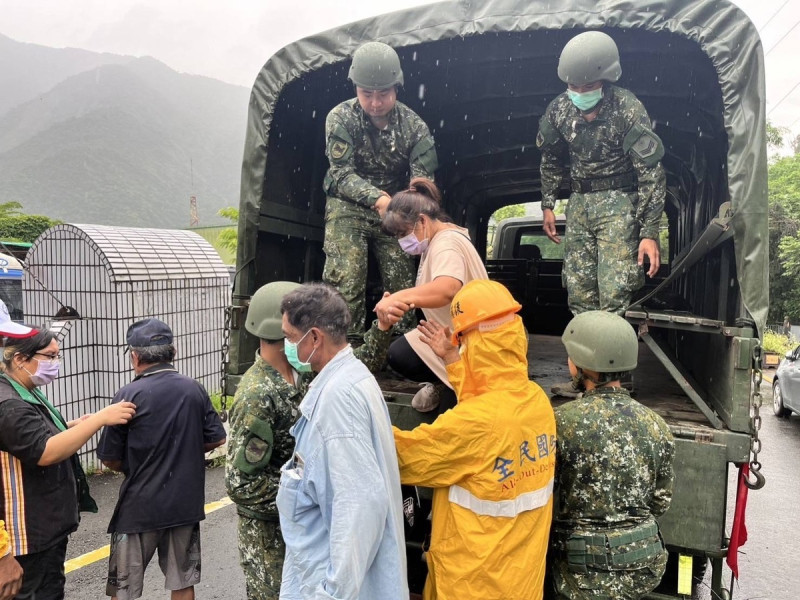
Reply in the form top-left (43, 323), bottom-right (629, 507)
top-left (275, 283), bottom-right (407, 600)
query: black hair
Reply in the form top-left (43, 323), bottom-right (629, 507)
top-left (1, 330), bottom-right (55, 370)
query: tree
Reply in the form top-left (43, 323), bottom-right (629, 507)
top-left (0, 202), bottom-right (23, 219)
top-left (491, 204), bottom-right (526, 223)
top-left (791, 133), bottom-right (800, 157)
top-left (0, 202), bottom-right (60, 243)
top-left (766, 121), bottom-right (786, 150)
top-left (217, 207), bottom-right (238, 254)
top-left (767, 153), bottom-right (800, 322)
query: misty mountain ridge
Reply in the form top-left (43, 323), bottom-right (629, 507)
top-left (0, 34), bottom-right (249, 229)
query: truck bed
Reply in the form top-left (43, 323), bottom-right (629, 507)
top-left (378, 333), bottom-right (714, 432)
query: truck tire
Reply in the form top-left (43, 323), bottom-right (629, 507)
top-left (773, 381), bottom-right (790, 418)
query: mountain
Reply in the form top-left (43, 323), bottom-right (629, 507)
top-left (0, 35), bottom-right (249, 229)
top-left (0, 33), bottom-right (133, 119)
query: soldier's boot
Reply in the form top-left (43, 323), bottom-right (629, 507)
top-left (411, 382), bottom-right (444, 412)
top-left (550, 374), bottom-right (584, 398)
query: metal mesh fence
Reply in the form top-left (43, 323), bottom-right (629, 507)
top-left (23, 224), bottom-right (230, 468)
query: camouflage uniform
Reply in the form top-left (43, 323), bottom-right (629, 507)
top-left (224, 324), bottom-right (393, 599)
top-left (323, 98), bottom-right (438, 337)
top-left (552, 387), bottom-right (675, 599)
top-left (538, 84), bottom-right (666, 315)
top-left (225, 354), bottom-right (309, 600)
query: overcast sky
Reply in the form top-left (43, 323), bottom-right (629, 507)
top-left (1, 0), bottom-right (798, 135)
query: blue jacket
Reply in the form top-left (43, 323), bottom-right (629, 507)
top-left (277, 346), bottom-right (407, 600)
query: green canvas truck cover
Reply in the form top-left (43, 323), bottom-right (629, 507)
top-left (237, 0), bottom-right (768, 336)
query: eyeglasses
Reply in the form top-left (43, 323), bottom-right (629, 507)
top-left (34, 352), bottom-right (62, 363)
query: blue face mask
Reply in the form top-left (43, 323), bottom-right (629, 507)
top-left (284, 329), bottom-right (316, 373)
top-left (567, 87), bottom-right (603, 112)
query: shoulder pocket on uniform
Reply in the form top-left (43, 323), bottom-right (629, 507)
top-left (327, 123), bottom-right (355, 163)
top-left (232, 414), bottom-right (274, 475)
top-left (410, 136), bottom-right (438, 174)
top-left (536, 116), bottom-right (560, 148)
top-left (623, 123), bottom-right (665, 167)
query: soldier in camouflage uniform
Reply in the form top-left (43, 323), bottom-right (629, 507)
top-left (224, 282), bottom-right (398, 600)
top-left (537, 31), bottom-right (666, 397)
top-left (552, 311), bottom-right (674, 599)
top-left (323, 41), bottom-right (438, 341)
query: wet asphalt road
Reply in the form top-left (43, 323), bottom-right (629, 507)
top-left (692, 373), bottom-right (800, 600)
top-left (64, 466), bottom-right (245, 599)
top-left (64, 375), bottom-right (799, 600)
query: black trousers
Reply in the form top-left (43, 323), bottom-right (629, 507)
top-left (15, 537), bottom-right (68, 600)
top-left (388, 335), bottom-right (457, 412)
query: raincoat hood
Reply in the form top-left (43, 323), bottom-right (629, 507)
top-left (450, 315), bottom-right (529, 403)
top-left (393, 312), bottom-right (556, 600)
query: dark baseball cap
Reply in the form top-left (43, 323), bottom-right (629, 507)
top-left (126, 318), bottom-right (173, 347)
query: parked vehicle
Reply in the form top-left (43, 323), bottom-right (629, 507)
top-left (0, 252), bottom-right (25, 321)
top-left (773, 345), bottom-right (800, 418)
top-left (488, 215), bottom-right (569, 335)
top-left (228, 0), bottom-right (769, 597)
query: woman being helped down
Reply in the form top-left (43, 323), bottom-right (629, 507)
top-left (376, 177), bottom-right (488, 412)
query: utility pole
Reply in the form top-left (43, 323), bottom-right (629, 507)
top-left (189, 158), bottom-right (199, 226)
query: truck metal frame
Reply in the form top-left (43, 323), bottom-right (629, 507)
top-left (230, 1), bottom-right (769, 597)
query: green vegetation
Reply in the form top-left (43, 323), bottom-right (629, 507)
top-left (767, 122), bottom-right (800, 324)
top-left (0, 203), bottom-right (60, 242)
top-left (217, 207), bottom-right (238, 254)
top-left (210, 391), bottom-right (236, 413)
top-left (762, 329), bottom-right (797, 356)
top-left (0, 39), bottom-right (249, 230)
top-left (490, 204), bottom-right (525, 223)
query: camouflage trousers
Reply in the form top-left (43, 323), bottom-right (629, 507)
top-left (552, 548), bottom-right (667, 599)
top-left (323, 196), bottom-right (416, 337)
top-left (563, 190), bottom-right (644, 315)
top-left (237, 516), bottom-right (284, 600)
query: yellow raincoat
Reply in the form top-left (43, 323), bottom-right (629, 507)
top-left (394, 316), bottom-right (557, 600)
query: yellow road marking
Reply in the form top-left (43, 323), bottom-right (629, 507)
top-left (64, 495), bottom-right (234, 574)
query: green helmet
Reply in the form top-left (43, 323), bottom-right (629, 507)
top-left (348, 41), bottom-right (404, 89)
top-left (562, 311), bottom-right (638, 373)
top-left (557, 31), bottom-right (622, 85)
top-left (246, 281), bottom-right (301, 340)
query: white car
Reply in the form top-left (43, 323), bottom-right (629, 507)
top-left (773, 345), bottom-right (800, 417)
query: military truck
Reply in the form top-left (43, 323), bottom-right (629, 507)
top-left (227, 1), bottom-right (768, 597)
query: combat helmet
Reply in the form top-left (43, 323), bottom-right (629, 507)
top-left (246, 281), bottom-right (301, 340)
top-left (450, 279), bottom-right (522, 343)
top-left (557, 31), bottom-right (622, 85)
top-left (562, 311), bottom-right (637, 373)
top-left (348, 41), bottom-right (404, 89)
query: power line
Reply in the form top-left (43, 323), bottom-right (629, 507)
top-left (767, 80), bottom-right (800, 117)
top-left (758, 0), bottom-right (791, 33)
top-left (765, 19), bottom-right (800, 56)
